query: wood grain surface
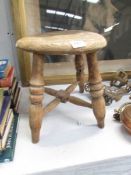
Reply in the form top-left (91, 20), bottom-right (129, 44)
top-left (16, 30), bottom-right (107, 54)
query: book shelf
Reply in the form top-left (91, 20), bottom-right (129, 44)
top-left (0, 85), bottom-right (131, 175)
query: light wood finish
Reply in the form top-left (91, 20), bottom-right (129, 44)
top-left (75, 54), bottom-right (85, 93)
top-left (11, 0), bottom-right (31, 85)
top-left (44, 83), bottom-right (92, 108)
top-left (29, 54), bottom-right (44, 143)
top-left (87, 52), bottom-right (105, 128)
top-left (44, 99), bottom-right (60, 115)
top-left (16, 30), bottom-right (107, 54)
top-left (11, 0), bottom-right (41, 85)
top-left (69, 96), bottom-right (92, 108)
top-left (25, 0), bottom-right (41, 34)
top-left (16, 30), bottom-right (106, 143)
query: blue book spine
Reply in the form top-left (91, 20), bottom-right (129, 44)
top-left (0, 72), bottom-right (5, 79)
top-left (0, 96), bottom-right (10, 124)
top-left (0, 59), bottom-right (8, 72)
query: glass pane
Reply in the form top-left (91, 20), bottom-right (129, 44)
top-left (39, 0), bottom-right (131, 62)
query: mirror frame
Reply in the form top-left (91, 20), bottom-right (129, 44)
top-left (11, 0), bottom-right (131, 86)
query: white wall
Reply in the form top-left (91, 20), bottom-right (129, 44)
top-left (0, 0), bottom-right (20, 80)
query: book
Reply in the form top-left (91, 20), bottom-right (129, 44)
top-left (0, 65), bottom-right (12, 79)
top-left (13, 86), bottom-right (20, 107)
top-left (0, 113), bottom-right (19, 162)
top-left (0, 77), bottom-right (21, 113)
top-left (11, 77), bottom-right (17, 97)
top-left (0, 59), bottom-right (8, 72)
top-left (0, 89), bottom-right (4, 114)
top-left (0, 67), bottom-right (14, 87)
top-left (14, 88), bottom-right (21, 113)
top-left (0, 109), bottom-right (14, 151)
top-left (0, 96), bottom-right (11, 136)
top-left (1, 77), bottom-right (17, 96)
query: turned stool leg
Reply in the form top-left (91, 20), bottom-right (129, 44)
top-left (86, 52), bottom-right (105, 128)
top-left (29, 54), bottom-right (44, 143)
top-left (75, 54), bottom-right (85, 93)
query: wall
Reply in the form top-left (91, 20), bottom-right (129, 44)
top-left (0, 0), bottom-right (20, 80)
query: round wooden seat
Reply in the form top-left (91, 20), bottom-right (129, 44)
top-left (16, 30), bottom-right (107, 54)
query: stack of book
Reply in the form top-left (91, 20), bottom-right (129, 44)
top-left (0, 59), bottom-right (20, 162)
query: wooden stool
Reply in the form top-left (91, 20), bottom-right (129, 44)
top-left (16, 30), bottom-right (107, 143)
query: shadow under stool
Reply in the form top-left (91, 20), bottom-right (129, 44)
top-left (16, 30), bottom-right (107, 143)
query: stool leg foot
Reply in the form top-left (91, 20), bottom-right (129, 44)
top-left (86, 52), bottom-right (105, 128)
top-left (91, 97), bottom-right (105, 128)
top-left (29, 54), bottom-right (44, 143)
top-left (75, 54), bottom-right (85, 93)
top-left (97, 118), bottom-right (104, 128)
top-left (29, 104), bottom-right (43, 143)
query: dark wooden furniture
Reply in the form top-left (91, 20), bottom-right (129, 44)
top-left (16, 30), bottom-right (107, 143)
